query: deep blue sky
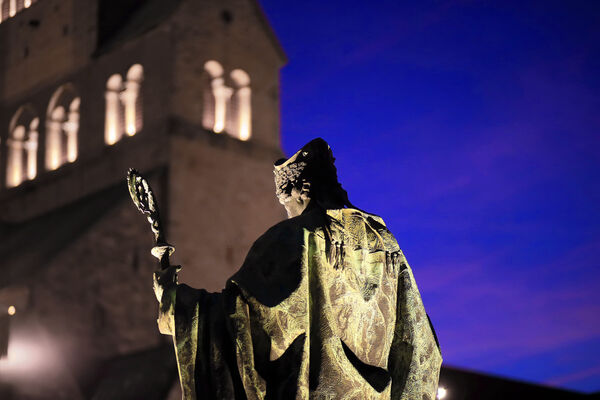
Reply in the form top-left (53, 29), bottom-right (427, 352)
top-left (259, 0), bottom-right (600, 393)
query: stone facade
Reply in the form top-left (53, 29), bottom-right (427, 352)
top-left (0, 0), bottom-right (286, 398)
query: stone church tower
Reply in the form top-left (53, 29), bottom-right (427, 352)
top-left (0, 0), bottom-right (286, 398)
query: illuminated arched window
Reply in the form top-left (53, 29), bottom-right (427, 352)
top-left (65, 97), bottom-right (80, 163)
top-left (203, 60), bottom-right (232, 134)
top-left (0, 0), bottom-right (33, 22)
top-left (0, 0), bottom-right (9, 22)
top-left (7, 126), bottom-right (25, 187)
top-left (229, 69), bottom-right (252, 141)
top-left (203, 60), bottom-right (222, 131)
top-left (105, 74), bottom-right (123, 145)
top-left (6, 106), bottom-right (38, 187)
top-left (121, 64), bottom-right (143, 136)
top-left (46, 85), bottom-right (80, 170)
top-left (25, 118), bottom-right (39, 179)
top-left (105, 64), bottom-right (143, 145)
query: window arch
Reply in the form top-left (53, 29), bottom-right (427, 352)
top-left (46, 84), bottom-right (80, 170)
top-left (0, 0), bottom-right (8, 22)
top-left (203, 60), bottom-right (232, 134)
top-left (229, 69), bottom-right (251, 141)
top-left (0, 0), bottom-right (34, 22)
top-left (122, 64), bottom-right (144, 136)
top-left (203, 61), bottom-right (252, 141)
top-left (105, 64), bottom-right (144, 145)
top-left (105, 74), bottom-right (123, 145)
top-left (202, 61), bottom-right (220, 131)
top-left (6, 106), bottom-right (38, 187)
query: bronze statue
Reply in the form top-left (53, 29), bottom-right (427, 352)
top-left (128, 138), bottom-right (442, 400)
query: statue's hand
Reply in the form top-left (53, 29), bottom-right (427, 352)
top-left (153, 265), bottom-right (181, 302)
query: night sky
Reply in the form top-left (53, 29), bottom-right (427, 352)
top-left (259, 0), bottom-right (600, 393)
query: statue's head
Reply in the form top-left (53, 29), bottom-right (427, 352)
top-left (273, 138), bottom-right (353, 218)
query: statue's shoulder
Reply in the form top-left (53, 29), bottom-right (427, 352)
top-left (229, 210), bottom-right (327, 306)
top-left (260, 209), bottom-right (328, 242)
top-left (326, 208), bottom-right (385, 225)
top-left (240, 209), bottom-right (326, 266)
top-left (326, 208), bottom-right (400, 253)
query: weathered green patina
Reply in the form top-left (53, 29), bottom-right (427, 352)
top-left (133, 138), bottom-right (442, 399)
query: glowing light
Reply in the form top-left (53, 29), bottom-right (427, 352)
top-left (212, 78), bottom-right (233, 133)
top-left (65, 98), bottom-right (80, 162)
top-left (237, 87), bottom-right (251, 141)
top-left (24, 0), bottom-right (31, 7)
top-left (9, 0), bottom-right (16, 17)
top-left (25, 132), bottom-right (38, 179)
top-left (7, 126), bottom-right (25, 187)
top-left (46, 86), bottom-right (79, 168)
top-left (7, 306), bottom-right (15, 315)
top-left (437, 387), bottom-right (447, 399)
top-left (203, 60), bottom-right (234, 134)
top-left (46, 107), bottom-right (65, 171)
top-left (123, 64), bottom-right (143, 136)
top-left (124, 94), bottom-right (138, 136)
top-left (21, 117), bottom-right (39, 180)
top-left (126, 121), bottom-right (136, 136)
top-left (204, 60), bottom-right (224, 78)
top-left (0, 330), bottom-right (58, 377)
top-left (105, 128), bottom-right (117, 145)
top-left (7, 107), bottom-right (40, 186)
top-left (230, 69), bottom-right (252, 141)
top-left (105, 74), bottom-right (123, 145)
top-left (105, 66), bottom-right (143, 143)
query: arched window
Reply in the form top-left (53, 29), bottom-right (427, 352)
top-left (105, 64), bottom-right (144, 145)
top-left (203, 61), bottom-right (221, 131)
top-left (25, 117), bottom-right (39, 179)
top-left (0, 0), bottom-right (33, 22)
top-left (229, 69), bottom-right (252, 141)
top-left (46, 85), bottom-right (80, 170)
top-left (0, 0), bottom-right (9, 22)
top-left (6, 106), bottom-right (38, 187)
top-left (122, 64), bottom-right (144, 136)
top-left (64, 97), bottom-right (80, 162)
top-left (203, 60), bottom-right (232, 134)
top-left (203, 61), bottom-right (252, 141)
top-left (105, 74), bottom-right (123, 145)
top-left (7, 126), bottom-right (25, 187)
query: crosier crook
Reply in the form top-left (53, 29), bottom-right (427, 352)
top-left (127, 169), bottom-right (175, 271)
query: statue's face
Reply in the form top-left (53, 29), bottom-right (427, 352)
top-left (278, 187), bottom-right (310, 218)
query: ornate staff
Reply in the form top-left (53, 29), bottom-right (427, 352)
top-left (126, 169), bottom-right (174, 270)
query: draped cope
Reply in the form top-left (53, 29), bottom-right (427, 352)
top-left (158, 208), bottom-right (442, 400)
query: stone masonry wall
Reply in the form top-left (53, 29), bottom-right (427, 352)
top-left (0, 0), bottom-right (98, 102)
top-left (0, 25), bottom-right (173, 221)
top-left (168, 128), bottom-right (286, 292)
top-left (167, 0), bottom-right (285, 150)
top-left (12, 181), bottom-right (167, 399)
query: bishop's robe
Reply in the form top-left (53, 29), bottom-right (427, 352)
top-left (158, 207), bottom-right (442, 400)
